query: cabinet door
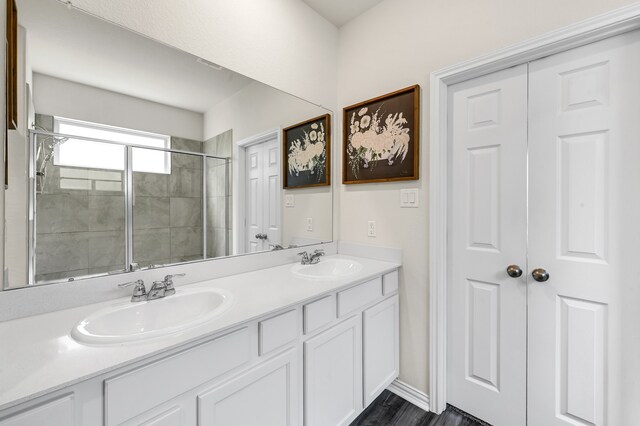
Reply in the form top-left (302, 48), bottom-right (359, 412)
top-left (123, 401), bottom-right (192, 426)
top-left (304, 315), bottom-right (362, 426)
top-left (0, 395), bottom-right (74, 426)
top-left (363, 295), bottom-right (399, 406)
top-left (198, 349), bottom-right (299, 426)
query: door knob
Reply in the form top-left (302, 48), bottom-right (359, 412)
top-left (255, 233), bottom-right (267, 240)
top-left (531, 268), bottom-right (550, 282)
top-left (506, 265), bottom-right (523, 278)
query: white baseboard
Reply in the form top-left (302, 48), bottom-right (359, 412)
top-left (387, 379), bottom-right (430, 412)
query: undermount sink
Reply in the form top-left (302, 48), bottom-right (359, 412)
top-left (291, 258), bottom-right (363, 279)
top-left (71, 288), bottom-right (234, 344)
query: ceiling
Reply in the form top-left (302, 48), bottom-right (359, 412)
top-left (18, 0), bottom-right (254, 114)
top-left (302, 0), bottom-right (384, 27)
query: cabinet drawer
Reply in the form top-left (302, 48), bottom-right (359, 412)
top-left (259, 310), bottom-right (297, 356)
top-left (303, 295), bottom-right (335, 334)
top-left (337, 277), bottom-right (382, 317)
top-left (105, 327), bottom-right (251, 426)
top-left (383, 270), bottom-right (399, 295)
top-left (0, 395), bottom-right (74, 426)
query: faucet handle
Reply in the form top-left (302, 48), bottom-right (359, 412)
top-left (163, 273), bottom-right (185, 296)
top-left (313, 249), bottom-right (325, 256)
top-left (118, 280), bottom-right (147, 302)
top-left (164, 273), bottom-right (186, 281)
top-left (118, 279), bottom-right (144, 288)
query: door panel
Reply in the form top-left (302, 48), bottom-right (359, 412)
top-left (528, 30), bottom-right (640, 426)
top-left (244, 138), bottom-right (281, 252)
top-left (246, 146), bottom-right (262, 252)
top-left (447, 64), bottom-right (528, 426)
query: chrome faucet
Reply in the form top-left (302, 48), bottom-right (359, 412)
top-left (298, 249), bottom-right (325, 265)
top-left (118, 279), bottom-right (147, 302)
top-left (148, 273), bottom-right (186, 301)
top-left (118, 274), bottom-right (186, 302)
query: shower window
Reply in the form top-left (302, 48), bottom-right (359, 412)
top-left (53, 117), bottom-right (171, 174)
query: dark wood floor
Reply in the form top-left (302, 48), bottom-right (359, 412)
top-left (350, 390), bottom-right (490, 426)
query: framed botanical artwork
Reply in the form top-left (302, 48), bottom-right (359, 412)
top-left (343, 85), bottom-right (420, 184)
top-left (283, 113), bottom-right (331, 189)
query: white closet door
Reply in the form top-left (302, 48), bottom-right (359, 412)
top-left (447, 64), bottom-right (528, 426)
top-left (528, 30), bottom-right (640, 426)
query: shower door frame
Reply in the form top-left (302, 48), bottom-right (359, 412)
top-left (24, 129), bottom-right (230, 287)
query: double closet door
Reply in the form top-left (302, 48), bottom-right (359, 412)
top-left (447, 30), bottom-right (640, 426)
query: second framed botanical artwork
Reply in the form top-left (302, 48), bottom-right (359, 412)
top-left (343, 85), bottom-right (420, 184)
top-left (283, 114), bottom-right (331, 189)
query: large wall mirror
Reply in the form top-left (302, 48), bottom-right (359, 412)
top-left (4, 0), bottom-right (333, 289)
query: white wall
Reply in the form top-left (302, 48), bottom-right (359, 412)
top-left (336, 0), bottom-right (639, 394)
top-left (33, 73), bottom-right (204, 140)
top-left (205, 81), bottom-right (332, 249)
top-left (71, 0), bottom-right (339, 110)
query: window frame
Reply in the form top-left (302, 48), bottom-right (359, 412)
top-left (52, 116), bottom-right (172, 174)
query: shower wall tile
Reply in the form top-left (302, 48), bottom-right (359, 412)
top-left (133, 196), bottom-right (170, 229)
top-left (88, 195), bottom-right (125, 231)
top-left (170, 227), bottom-right (202, 258)
top-left (36, 232), bottom-right (90, 274)
top-left (88, 231), bottom-right (126, 268)
top-left (170, 197), bottom-right (201, 228)
top-left (172, 151), bottom-right (202, 170)
top-left (36, 193), bottom-right (90, 234)
top-left (133, 228), bottom-right (170, 262)
top-left (171, 137), bottom-right (203, 154)
top-left (169, 167), bottom-right (202, 198)
top-left (134, 172), bottom-right (169, 197)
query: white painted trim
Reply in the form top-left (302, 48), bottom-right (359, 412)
top-left (387, 379), bottom-right (430, 412)
top-left (233, 128), bottom-right (281, 254)
top-left (428, 2), bottom-right (640, 415)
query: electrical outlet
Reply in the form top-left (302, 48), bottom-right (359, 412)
top-left (306, 217), bottom-right (313, 232)
top-left (367, 221), bottom-right (376, 237)
top-left (285, 194), bottom-right (295, 207)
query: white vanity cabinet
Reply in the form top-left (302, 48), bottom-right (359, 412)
top-left (0, 268), bottom-right (400, 426)
top-left (304, 315), bottom-right (363, 426)
top-left (363, 295), bottom-right (399, 406)
top-left (198, 349), bottom-right (299, 426)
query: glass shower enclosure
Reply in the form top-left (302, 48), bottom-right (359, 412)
top-left (28, 129), bottom-right (230, 285)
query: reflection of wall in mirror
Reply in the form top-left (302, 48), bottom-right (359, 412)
top-left (204, 81), bottom-right (332, 251)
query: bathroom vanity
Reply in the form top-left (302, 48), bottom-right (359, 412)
top-left (0, 255), bottom-right (400, 426)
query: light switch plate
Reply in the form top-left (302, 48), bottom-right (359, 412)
top-left (285, 194), bottom-right (295, 207)
top-left (400, 189), bottom-right (419, 208)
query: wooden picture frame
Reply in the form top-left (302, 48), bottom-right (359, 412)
top-left (283, 113), bottom-right (331, 189)
top-left (342, 85), bottom-right (420, 184)
top-left (5, 0), bottom-right (17, 186)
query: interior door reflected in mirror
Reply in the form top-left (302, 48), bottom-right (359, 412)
top-left (3, 0), bottom-right (332, 289)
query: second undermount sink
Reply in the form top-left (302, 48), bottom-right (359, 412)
top-left (71, 287), bottom-right (234, 345)
top-left (291, 258), bottom-right (363, 279)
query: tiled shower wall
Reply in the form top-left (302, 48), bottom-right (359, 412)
top-left (34, 114), bottom-right (230, 282)
top-left (204, 129), bottom-right (233, 258)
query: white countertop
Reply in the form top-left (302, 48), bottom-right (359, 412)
top-left (0, 255), bottom-right (400, 412)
